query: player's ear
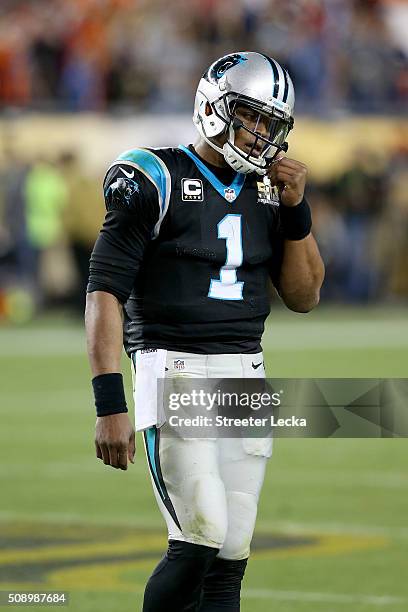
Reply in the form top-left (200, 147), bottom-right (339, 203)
top-left (205, 102), bottom-right (213, 116)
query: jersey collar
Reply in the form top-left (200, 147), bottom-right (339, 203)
top-left (178, 145), bottom-right (246, 202)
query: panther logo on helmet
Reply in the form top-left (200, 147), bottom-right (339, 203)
top-left (207, 53), bottom-right (248, 82)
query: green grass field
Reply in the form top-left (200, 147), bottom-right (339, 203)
top-left (1, 305), bottom-right (407, 611)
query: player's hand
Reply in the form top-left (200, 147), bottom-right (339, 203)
top-left (95, 413), bottom-right (135, 470)
top-left (268, 156), bottom-right (307, 207)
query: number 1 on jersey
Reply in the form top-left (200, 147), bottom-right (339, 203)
top-left (208, 214), bottom-right (244, 300)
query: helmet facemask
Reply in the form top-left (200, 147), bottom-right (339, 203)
top-left (203, 94), bottom-right (294, 175)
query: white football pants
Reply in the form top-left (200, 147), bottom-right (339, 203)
top-left (133, 351), bottom-right (272, 560)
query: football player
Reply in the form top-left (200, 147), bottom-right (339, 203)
top-left (86, 52), bottom-right (324, 611)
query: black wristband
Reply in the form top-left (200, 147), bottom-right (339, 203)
top-left (280, 197), bottom-right (312, 240)
top-left (92, 373), bottom-right (128, 417)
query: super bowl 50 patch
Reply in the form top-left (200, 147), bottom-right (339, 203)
top-left (257, 179), bottom-right (280, 206)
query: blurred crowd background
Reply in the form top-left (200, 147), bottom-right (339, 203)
top-left (0, 0), bottom-right (407, 321)
top-left (1, 0), bottom-right (407, 114)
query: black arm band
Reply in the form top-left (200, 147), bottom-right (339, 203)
top-left (280, 197), bottom-right (312, 240)
top-left (92, 373), bottom-right (128, 417)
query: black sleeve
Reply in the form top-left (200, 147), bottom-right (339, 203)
top-left (87, 164), bottom-right (160, 303)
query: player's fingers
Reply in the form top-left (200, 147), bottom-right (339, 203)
top-left (274, 171), bottom-right (296, 184)
top-left (269, 167), bottom-right (297, 182)
top-left (268, 166), bottom-right (281, 184)
top-left (276, 158), bottom-right (307, 170)
top-left (277, 166), bottom-right (307, 183)
top-left (100, 444), bottom-right (111, 466)
top-left (128, 431), bottom-right (135, 464)
top-left (108, 444), bottom-right (119, 469)
top-left (118, 444), bottom-right (128, 471)
top-left (95, 441), bottom-right (103, 460)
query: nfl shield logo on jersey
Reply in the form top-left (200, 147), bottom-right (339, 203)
top-left (224, 187), bottom-right (236, 202)
top-left (173, 359), bottom-right (185, 371)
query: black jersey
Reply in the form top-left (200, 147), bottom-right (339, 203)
top-left (88, 145), bottom-right (285, 355)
